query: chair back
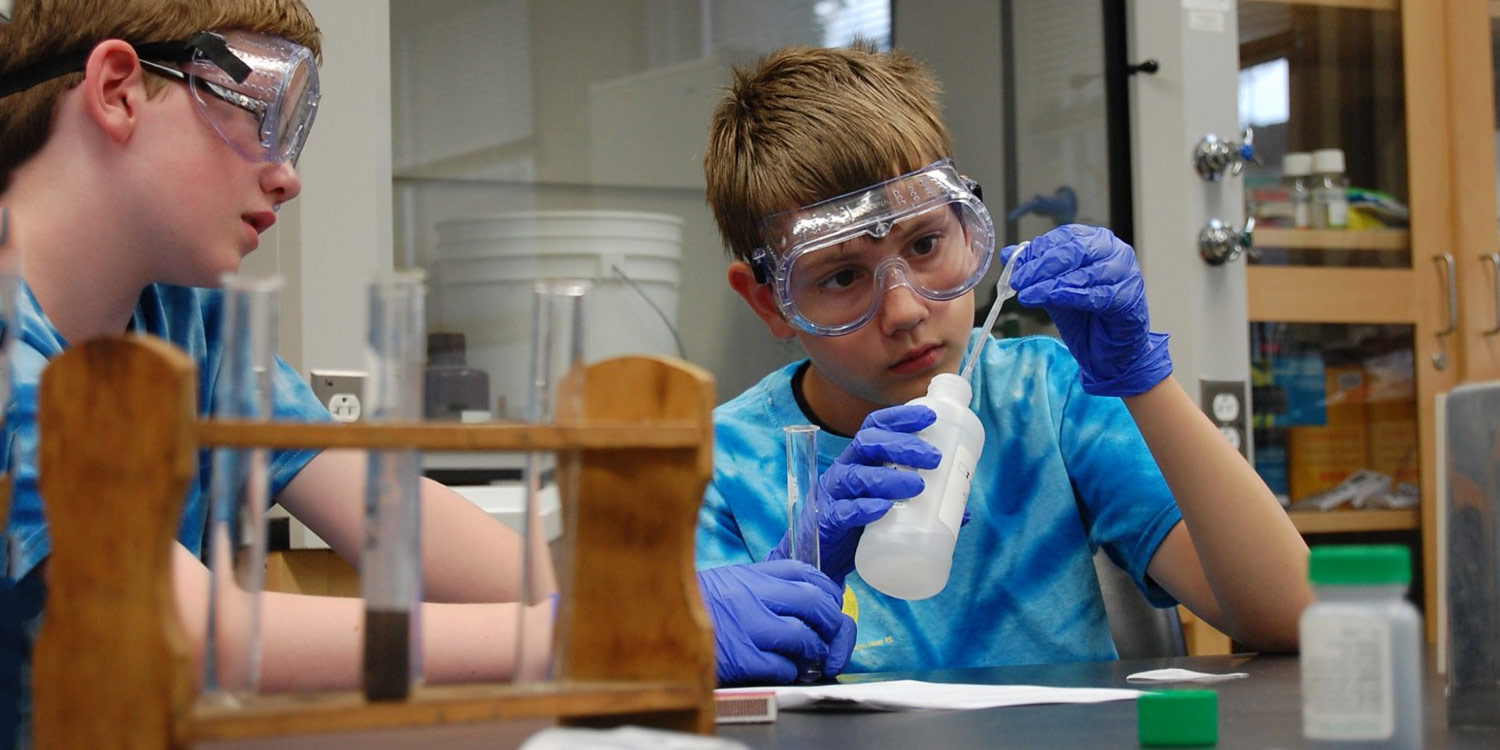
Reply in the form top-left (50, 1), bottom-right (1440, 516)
top-left (1093, 550), bottom-right (1187, 659)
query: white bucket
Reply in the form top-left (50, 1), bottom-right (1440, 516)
top-left (432, 210), bottom-right (683, 420)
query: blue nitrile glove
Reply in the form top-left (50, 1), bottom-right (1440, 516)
top-left (1002, 224), bottom-right (1172, 397)
top-left (767, 405), bottom-right (942, 588)
top-left (698, 560), bottom-right (857, 686)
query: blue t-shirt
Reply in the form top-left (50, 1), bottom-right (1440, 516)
top-left (697, 333), bottom-right (1182, 674)
top-left (0, 282), bottom-right (331, 748)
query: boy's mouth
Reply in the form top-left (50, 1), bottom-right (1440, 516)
top-left (244, 211), bottom-right (277, 234)
top-left (889, 343), bottom-right (944, 375)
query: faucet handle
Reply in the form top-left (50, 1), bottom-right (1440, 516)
top-left (1193, 127), bottom-right (1257, 181)
top-left (1199, 216), bottom-right (1256, 265)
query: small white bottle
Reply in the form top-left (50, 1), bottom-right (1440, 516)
top-left (1282, 152), bottom-right (1314, 229)
top-left (1310, 148), bottom-right (1350, 229)
top-left (1300, 545), bottom-right (1422, 748)
top-left (854, 373), bottom-right (984, 600)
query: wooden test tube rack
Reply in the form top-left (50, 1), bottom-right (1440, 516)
top-left (30, 336), bottom-right (717, 748)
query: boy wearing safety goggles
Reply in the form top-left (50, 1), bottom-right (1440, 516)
top-left (697, 43), bottom-right (1312, 684)
top-left (0, 2), bottom-right (552, 745)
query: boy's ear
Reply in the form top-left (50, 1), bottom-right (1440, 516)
top-left (81, 40), bottom-right (149, 144)
top-left (727, 260), bottom-right (797, 341)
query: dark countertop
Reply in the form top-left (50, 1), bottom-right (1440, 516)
top-left (717, 654), bottom-right (1500, 749)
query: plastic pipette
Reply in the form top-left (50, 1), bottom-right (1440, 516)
top-left (958, 241), bottom-right (1025, 382)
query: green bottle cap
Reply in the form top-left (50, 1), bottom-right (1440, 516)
top-left (1137, 690), bottom-right (1217, 747)
top-left (1307, 545), bottom-right (1410, 586)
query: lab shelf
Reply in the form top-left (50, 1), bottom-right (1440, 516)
top-left (1247, 266), bottom-right (1415, 323)
top-left (1288, 508), bottom-right (1420, 534)
top-left (1244, 0), bottom-right (1396, 11)
top-left (1252, 227), bottom-right (1409, 251)
top-left (186, 681), bottom-right (703, 743)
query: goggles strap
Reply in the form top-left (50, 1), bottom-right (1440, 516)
top-left (748, 247), bottom-right (775, 285)
top-left (0, 32), bottom-right (249, 99)
top-left (135, 33), bottom-right (251, 83)
top-left (964, 177), bottom-right (983, 202)
top-left (0, 51), bottom-right (90, 98)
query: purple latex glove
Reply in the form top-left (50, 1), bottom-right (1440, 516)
top-left (1001, 224), bottom-right (1172, 397)
top-left (768, 404), bottom-right (941, 588)
top-left (698, 560), bottom-right (857, 686)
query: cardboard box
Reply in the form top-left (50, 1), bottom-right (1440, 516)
top-left (1367, 397), bottom-right (1418, 486)
top-left (1287, 366), bottom-right (1368, 499)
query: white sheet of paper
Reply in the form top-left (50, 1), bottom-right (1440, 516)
top-left (717, 680), bottom-right (1142, 712)
top-left (1125, 668), bottom-right (1249, 684)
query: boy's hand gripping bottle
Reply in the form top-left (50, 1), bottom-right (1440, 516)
top-left (853, 373), bottom-right (983, 600)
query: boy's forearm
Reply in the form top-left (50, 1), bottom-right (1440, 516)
top-left (256, 592), bottom-right (555, 691)
top-left (1123, 376), bottom-right (1312, 651)
top-left (417, 476), bottom-right (559, 604)
top-left (173, 545), bottom-right (553, 693)
top-left (279, 449), bottom-right (558, 604)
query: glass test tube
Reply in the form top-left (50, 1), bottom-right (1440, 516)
top-left (784, 424), bottom-right (823, 682)
top-left (518, 279), bottom-right (589, 679)
top-left (203, 273), bottom-right (281, 700)
top-left (361, 270), bottom-right (426, 701)
top-left (0, 208), bottom-right (15, 409)
top-left (0, 209), bottom-right (20, 576)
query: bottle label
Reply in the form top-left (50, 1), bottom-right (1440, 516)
top-left (1301, 617), bottom-right (1394, 740)
top-left (937, 443), bottom-right (976, 537)
top-left (1326, 197), bottom-right (1349, 229)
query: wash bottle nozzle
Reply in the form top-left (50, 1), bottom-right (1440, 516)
top-left (958, 241), bottom-right (1024, 382)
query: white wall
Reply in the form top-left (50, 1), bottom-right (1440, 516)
top-left (387, 0), bottom-right (805, 404)
top-left (244, 0), bottom-right (393, 375)
top-left (893, 0), bottom-right (1006, 210)
top-left (1131, 2), bottom-right (1249, 392)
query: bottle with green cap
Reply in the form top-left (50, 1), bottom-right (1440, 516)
top-left (1299, 545), bottom-right (1422, 748)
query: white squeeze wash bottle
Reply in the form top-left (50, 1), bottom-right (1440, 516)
top-left (853, 372), bottom-right (984, 599)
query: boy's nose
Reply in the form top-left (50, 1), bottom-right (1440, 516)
top-left (262, 161), bottom-right (303, 205)
top-left (877, 281), bottom-right (928, 335)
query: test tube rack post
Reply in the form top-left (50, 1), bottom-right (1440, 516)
top-left (29, 335), bottom-right (717, 748)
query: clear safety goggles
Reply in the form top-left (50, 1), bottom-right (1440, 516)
top-left (136, 31), bottom-right (319, 166)
top-left (749, 159), bottom-right (996, 337)
top-left (0, 30), bottom-right (319, 166)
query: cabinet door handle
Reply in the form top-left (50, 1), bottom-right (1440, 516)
top-left (1436, 253), bottom-right (1457, 336)
top-left (1483, 253), bottom-right (1500, 335)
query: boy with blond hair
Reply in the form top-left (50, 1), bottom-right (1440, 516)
top-left (697, 43), bottom-right (1312, 681)
top-left (0, 2), bottom-right (564, 744)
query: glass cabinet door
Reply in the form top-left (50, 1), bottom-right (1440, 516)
top-left (1468, 4), bottom-right (1500, 380)
top-left (1238, 0), bottom-right (1419, 530)
top-left (1236, 0), bottom-right (1479, 638)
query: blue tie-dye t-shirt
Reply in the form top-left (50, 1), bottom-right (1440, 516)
top-left (696, 332), bottom-right (1182, 674)
top-left (0, 282), bottom-right (331, 748)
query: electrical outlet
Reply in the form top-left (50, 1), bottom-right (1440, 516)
top-left (1200, 379), bottom-right (1249, 460)
top-left (327, 393), bottom-right (361, 422)
top-left (310, 370), bottom-right (366, 423)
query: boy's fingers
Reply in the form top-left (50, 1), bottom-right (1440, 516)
top-left (822, 496), bottom-right (893, 531)
top-left (734, 649), bottom-right (800, 686)
top-left (842, 429), bottom-right (941, 468)
top-left (823, 462), bottom-right (925, 501)
top-left (757, 576), bottom-right (847, 646)
top-left (1018, 272), bottom-right (1142, 314)
top-left (755, 559), bottom-right (843, 603)
top-left (822, 614), bottom-right (858, 676)
top-left (858, 404), bottom-right (936, 433)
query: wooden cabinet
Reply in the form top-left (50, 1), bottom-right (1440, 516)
top-left (1238, 0), bottom-right (1499, 641)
